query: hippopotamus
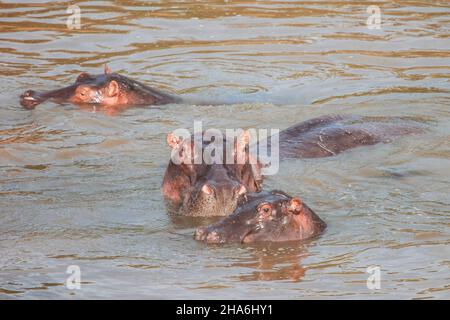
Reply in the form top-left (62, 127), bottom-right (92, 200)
top-left (277, 114), bottom-right (423, 159)
top-left (20, 65), bottom-right (180, 110)
top-left (194, 190), bottom-right (326, 244)
top-left (162, 131), bottom-right (261, 216)
top-left (163, 114), bottom-right (424, 217)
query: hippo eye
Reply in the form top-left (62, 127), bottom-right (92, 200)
top-left (257, 203), bottom-right (272, 214)
top-left (77, 87), bottom-right (89, 98)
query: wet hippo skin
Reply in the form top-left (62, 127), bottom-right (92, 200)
top-left (276, 114), bottom-right (424, 159)
top-left (194, 190), bottom-right (326, 244)
top-left (162, 131), bottom-right (261, 217)
top-left (162, 114), bottom-right (424, 217)
top-left (20, 65), bottom-right (180, 110)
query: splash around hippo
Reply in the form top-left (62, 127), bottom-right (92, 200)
top-left (20, 65), bottom-right (180, 109)
top-left (194, 190), bottom-right (326, 244)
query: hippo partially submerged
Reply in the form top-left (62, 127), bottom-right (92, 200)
top-left (162, 131), bottom-right (261, 217)
top-left (194, 190), bottom-right (326, 244)
top-left (277, 114), bottom-right (422, 159)
top-left (163, 114), bottom-right (424, 217)
top-left (20, 65), bottom-right (179, 109)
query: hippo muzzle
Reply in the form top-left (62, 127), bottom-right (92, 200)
top-left (20, 90), bottom-right (43, 109)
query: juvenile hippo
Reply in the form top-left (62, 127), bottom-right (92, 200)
top-left (163, 114), bottom-right (424, 217)
top-left (20, 65), bottom-right (179, 109)
top-left (194, 190), bottom-right (326, 244)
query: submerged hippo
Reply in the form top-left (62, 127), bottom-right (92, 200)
top-left (194, 190), bottom-right (326, 244)
top-left (163, 114), bottom-right (424, 217)
top-left (162, 131), bottom-right (261, 217)
top-left (277, 114), bottom-right (423, 159)
top-left (20, 65), bottom-right (180, 109)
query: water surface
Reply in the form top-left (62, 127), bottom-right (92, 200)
top-left (0, 0), bottom-right (449, 299)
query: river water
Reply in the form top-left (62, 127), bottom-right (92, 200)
top-left (0, 0), bottom-right (449, 299)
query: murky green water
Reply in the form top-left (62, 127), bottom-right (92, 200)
top-left (0, 0), bottom-right (449, 299)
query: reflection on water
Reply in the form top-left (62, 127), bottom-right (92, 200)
top-left (230, 243), bottom-right (309, 282)
top-left (0, 1), bottom-right (449, 299)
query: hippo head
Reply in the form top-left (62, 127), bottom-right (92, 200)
top-left (20, 65), bottom-right (115, 109)
top-left (20, 65), bottom-right (171, 109)
top-left (162, 130), bottom-right (263, 217)
top-left (194, 190), bottom-right (326, 244)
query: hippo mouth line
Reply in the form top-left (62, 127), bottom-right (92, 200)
top-left (196, 224), bottom-right (261, 244)
top-left (239, 224), bottom-right (262, 244)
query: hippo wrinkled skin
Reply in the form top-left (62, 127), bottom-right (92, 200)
top-left (162, 131), bottom-right (262, 217)
top-left (20, 65), bottom-right (179, 109)
top-left (194, 190), bottom-right (326, 244)
top-left (163, 114), bottom-right (424, 217)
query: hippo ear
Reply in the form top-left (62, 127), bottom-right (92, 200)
top-left (234, 129), bottom-right (251, 163)
top-left (256, 202), bottom-right (273, 220)
top-left (76, 72), bottom-right (90, 82)
top-left (166, 133), bottom-right (183, 149)
top-left (104, 64), bottom-right (112, 74)
top-left (288, 198), bottom-right (303, 215)
top-left (106, 80), bottom-right (119, 97)
top-left (167, 134), bottom-right (198, 166)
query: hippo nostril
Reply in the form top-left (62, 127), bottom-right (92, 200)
top-left (21, 90), bottom-right (35, 99)
top-left (206, 231), bottom-right (220, 243)
top-left (20, 90), bottom-right (40, 109)
top-left (28, 90), bottom-right (39, 97)
top-left (201, 184), bottom-right (214, 196)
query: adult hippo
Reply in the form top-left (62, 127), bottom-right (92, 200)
top-left (162, 131), bottom-right (262, 217)
top-left (277, 114), bottom-right (423, 159)
top-left (163, 114), bottom-right (424, 217)
top-left (194, 190), bottom-right (326, 244)
top-left (20, 65), bottom-right (180, 110)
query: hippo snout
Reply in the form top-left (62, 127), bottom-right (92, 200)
top-left (20, 90), bottom-right (40, 109)
top-left (194, 227), bottom-right (221, 244)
